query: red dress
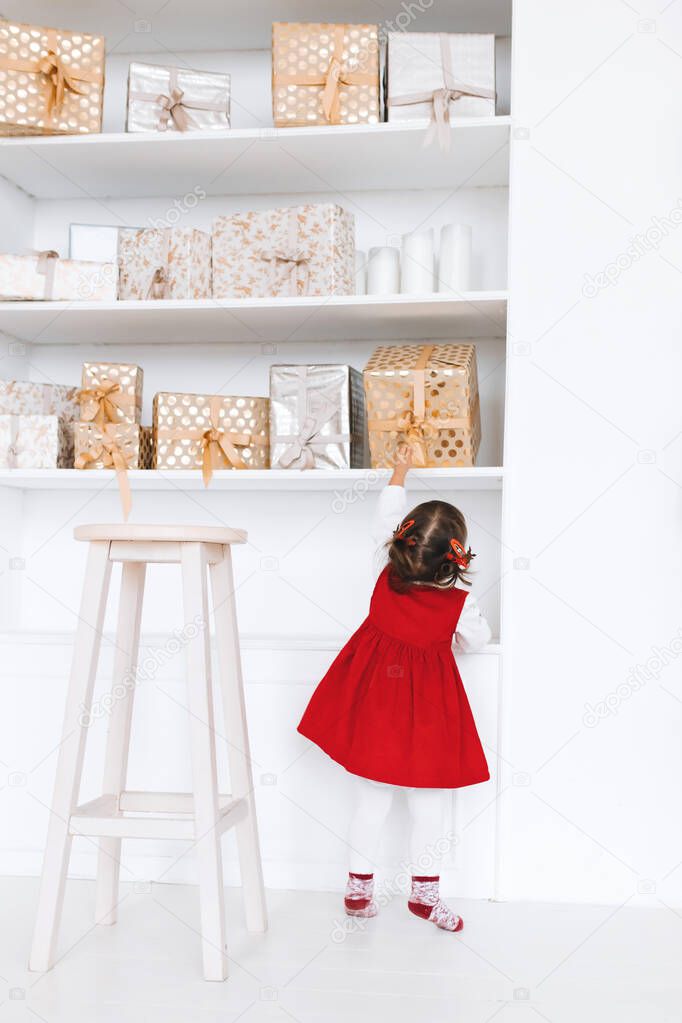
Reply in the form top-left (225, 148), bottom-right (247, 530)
top-left (297, 566), bottom-right (489, 789)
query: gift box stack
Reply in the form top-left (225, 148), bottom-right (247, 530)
top-left (0, 379), bottom-right (79, 468)
top-left (74, 361), bottom-right (151, 472)
top-left (152, 391), bottom-right (270, 480)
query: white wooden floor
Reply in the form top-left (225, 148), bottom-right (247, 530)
top-left (1, 878), bottom-right (680, 1022)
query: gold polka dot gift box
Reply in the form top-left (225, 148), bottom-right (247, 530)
top-left (271, 22), bottom-right (380, 128)
top-left (152, 392), bottom-right (270, 482)
top-left (0, 18), bottom-right (104, 136)
top-left (363, 344), bottom-right (481, 469)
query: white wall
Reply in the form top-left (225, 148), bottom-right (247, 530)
top-left (499, 0), bottom-right (682, 906)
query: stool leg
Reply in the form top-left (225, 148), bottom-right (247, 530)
top-left (210, 549), bottom-right (267, 934)
top-left (181, 543), bottom-right (228, 982)
top-left (30, 541), bottom-right (112, 973)
top-left (95, 561), bottom-right (146, 925)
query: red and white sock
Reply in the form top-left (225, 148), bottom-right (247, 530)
top-left (344, 872), bottom-right (377, 917)
top-left (408, 875), bottom-right (463, 932)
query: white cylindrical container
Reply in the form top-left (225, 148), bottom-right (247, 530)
top-left (367, 246), bottom-right (400, 295)
top-left (400, 228), bottom-right (435, 294)
top-left (354, 250), bottom-right (367, 295)
top-left (438, 223), bottom-right (472, 293)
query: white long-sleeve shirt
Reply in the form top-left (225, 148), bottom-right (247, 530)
top-left (372, 485), bottom-right (492, 654)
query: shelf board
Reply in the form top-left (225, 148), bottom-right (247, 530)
top-left (0, 467), bottom-right (504, 492)
top-left (0, 119), bottom-right (511, 199)
top-left (0, 292), bottom-right (507, 345)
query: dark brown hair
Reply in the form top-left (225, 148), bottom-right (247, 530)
top-left (386, 500), bottom-right (472, 593)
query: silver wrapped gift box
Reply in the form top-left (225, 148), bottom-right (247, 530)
top-left (269, 364), bottom-right (367, 470)
top-left (126, 61), bottom-right (231, 133)
top-left (385, 32), bottom-right (495, 145)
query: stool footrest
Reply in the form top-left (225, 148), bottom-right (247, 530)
top-left (69, 791), bottom-right (247, 840)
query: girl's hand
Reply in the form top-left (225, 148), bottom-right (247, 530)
top-left (389, 443), bottom-right (413, 487)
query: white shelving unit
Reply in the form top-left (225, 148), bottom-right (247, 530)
top-left (0, 0), bottom-right (513, 903)
top-left (0, 467), bottom-right (504, 492)
top-left (0, 119), bottom-right (511, 199)
top-left (0, 293), bottom-right (508, 345)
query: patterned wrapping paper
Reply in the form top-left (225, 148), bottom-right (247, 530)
top-left (0, 414), bottom-right (72, 468)
top-left (212, 204), bottom-right (354, 299)
top-left (0, 19), bottom-right (105, 136)
top-left (73, 422), bottom-right (152, 469)
top-left (0, 253), bottom-right (117, 301)
top-left (0, 379), bottom-right (79, 420)
top-left (79, 362), bottom-right (143, 427)
top-left (272, 22), bottom-right (380, 127)
top-left (153, 392), bottom-right (269, 477)
top-left (126, 61), bottom-right (231, 133)
top-left (364, 343), bottom-right (481, 468)
top-left (118, 228), bottom-right (212, 300)
top-left (269, 364), bottom-right (366, 470)
top-left (385, 33), bottom-right (496, 143)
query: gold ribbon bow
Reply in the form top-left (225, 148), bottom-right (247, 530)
top-left (37, 49), bottom-right (86, 115)
top-left (158, 86), bottom-right (190, 131)
top-left (200, 399), bottom-right (250, 485)
top-left (74, 426), bottom-right (132, 521)
top-left (387, 34), bottom-right (496, 151)
top-left (278, 416), bottom-right (323, 469)
top-left (146, 267), bottom-right (171, 299)
top-left (128, 67), bottom-right (229, 132)
top-left (394, 409), bottom-right (439, 466)
top-left (76, 378), bottom-right (136, 430)
top-left (33, 250), bottom-right (60, 300)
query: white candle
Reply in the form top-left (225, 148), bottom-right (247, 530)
top-left (400, 228), bottom-right (435, 294)
top-left (354, 250), bottom-right (367, 295)
top-left (438, 223), bottom-right (472, 293)
top-left (367, 246), bottom-right (400, 295)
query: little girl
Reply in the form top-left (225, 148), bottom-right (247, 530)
top-left (297, 451), bottom-right (491, 933)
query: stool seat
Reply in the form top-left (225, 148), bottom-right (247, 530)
top-left (74, 523), bottom-right (247, 545)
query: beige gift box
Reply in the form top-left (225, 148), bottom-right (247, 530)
top-left (0, 19), bottom-right (104, 136)
top-left (272, 22), bottom-right (380, 127)
top-left (364, 343), bottom-right (481, 468)
top-left (74, 422), bottom-right (152, 470)
top-left (0, 413), bottom-right (72, 468)
top-left (212, 204), bottom-right (354, 299)
top-left (0, 252), bottom-right (117, 301)
top-left (126, 61), bottom-right (231, 133)
top-left (79, 362), bottom-right (143, 427)
top-left (0, 378), bottom-right (79, 419)
top-left (153, 391), bottom-right (269, 479)
top-left (118, 228), bottom-right (212, 300)
top-left (385, 32), bottom-right (496, 146)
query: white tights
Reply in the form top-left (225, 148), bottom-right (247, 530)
top-left (347, 776), bottom-right (448, 875)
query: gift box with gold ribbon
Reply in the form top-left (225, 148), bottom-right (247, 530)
top-left (363, 344), bottom-right (481, 468)
top-left (269, 364), bottom-right (366, 470)
top-left (153, 392), bottom-right (269, 481)
top-left (272, 22), bottom-right (379, 127)
top-left (0, 252), bottom-right (117, 301)
top-left (74, 422), bottom-right (152, 520)
top-left (0, 19), bottom-right (104, 136)
top-left (126, 61), bottom-right (231, 133)
top-left (118, 228), bottom-right (212, 300)
top-left (78, 362), bottom-right (143, 428)
top-left (0, 414), bottom-right (73, 468)
top-left (212, 204), bottom-right (354, 299)
top-left (385, 33), bottom-right (496, 149)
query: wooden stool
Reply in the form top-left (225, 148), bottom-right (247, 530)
top-left (29, 524), bottom-right (267, 982)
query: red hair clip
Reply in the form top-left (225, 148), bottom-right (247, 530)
top-left (445, 538), bottom-right (475, 568)
top-left (394, 519), bottom-right (416, 545)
